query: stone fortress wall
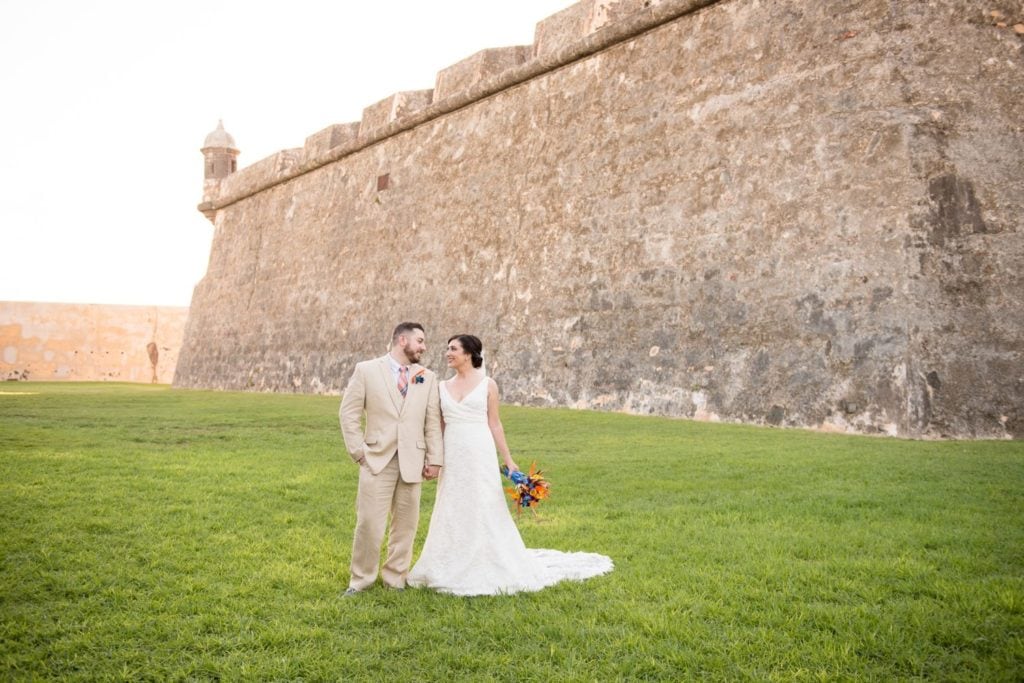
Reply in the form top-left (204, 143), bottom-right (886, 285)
top-left (1, 302), bottom-right (188, 384)
top-left (176, 0), bottom-right (1024, 439)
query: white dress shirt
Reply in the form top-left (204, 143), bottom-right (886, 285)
top-left (386, 354), bottom-right (409, 387)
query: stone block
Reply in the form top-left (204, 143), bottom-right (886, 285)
top-left (303, 122), bottom-right (360, 165)
top-left (533, 2), bottom-right (588, 58)
top-left (360, 90), bottom-right (433, 135)
top-left (219, 148), bottom-right (302, 201)
top-left (533, 0), bottom-right (648, 58)
top-left (434, 46), bottom-right (533, 102)
top-left (589, 0), bottom-right (652, 33)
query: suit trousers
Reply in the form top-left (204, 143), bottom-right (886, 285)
top-left (349, 454), bottom-right (421, 590)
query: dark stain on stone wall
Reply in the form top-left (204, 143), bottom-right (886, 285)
top-left (923, 174), bottom-right (988, 247)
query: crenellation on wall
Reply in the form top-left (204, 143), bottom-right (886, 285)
top-left (591, 0), bottom-right (659, 33)
top-left (360, 89), bottom-right (434, 136)
top-left (200, 0), bottom-right (719, 214)
top-left (534, 3), bottom-right (590, 58)
top-left (533, 0), bottom-right (651, 58)
top-left (434, 47), bottom-right (533, 103)
top-left (303, 123), bottom-right (361, 170)
top-left (218, 148), bottom-right (303, 205)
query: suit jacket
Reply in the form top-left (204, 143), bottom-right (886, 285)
top-left (339, 355), bottom-right (443, 483)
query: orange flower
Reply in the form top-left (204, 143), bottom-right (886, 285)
top-left (501, 462), bottom-right (551, 514)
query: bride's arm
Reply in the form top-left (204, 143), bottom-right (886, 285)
top-left (486, 378), bottom-right (518, 472)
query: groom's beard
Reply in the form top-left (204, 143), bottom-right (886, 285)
top-left (404, 346), bottom-right (423, 364)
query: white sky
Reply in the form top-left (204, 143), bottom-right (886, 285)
top-left (0, 0), bottom-right (573, 307)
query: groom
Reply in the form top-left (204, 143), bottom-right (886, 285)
top-left (339, 322), bottom-right (443, 594)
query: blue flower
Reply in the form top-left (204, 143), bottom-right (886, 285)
top-left (501, 464), bottom-right (550, 512)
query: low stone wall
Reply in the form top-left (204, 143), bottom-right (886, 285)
top-left (0, 302), bottom-right (188, 384)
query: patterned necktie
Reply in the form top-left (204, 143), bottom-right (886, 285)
top-left (398, 366), bottom-right (409, 398)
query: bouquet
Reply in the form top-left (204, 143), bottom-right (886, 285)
top-left (501, 462), bottom-right (550, 515)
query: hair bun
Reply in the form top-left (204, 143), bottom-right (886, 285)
top-left (448, 334), bottom-right (484, 369)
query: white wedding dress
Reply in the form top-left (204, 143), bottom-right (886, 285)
top-left (407, 378), bottom-right (613, 596)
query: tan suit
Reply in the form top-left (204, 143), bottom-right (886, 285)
top-left (339, 356), bottom-right (443, 590)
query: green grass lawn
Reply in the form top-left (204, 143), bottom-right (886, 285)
top-left (1, 382), bottom-right (1022, 681)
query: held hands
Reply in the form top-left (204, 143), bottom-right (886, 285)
top-left (360, 457), bottom-right (439, 480)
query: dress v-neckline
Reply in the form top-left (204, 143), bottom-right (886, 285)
top-left (443, 377), bottom-right (487, 404)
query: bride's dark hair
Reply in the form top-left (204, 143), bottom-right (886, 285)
top-left (448, 334), bottom-right (484, 369)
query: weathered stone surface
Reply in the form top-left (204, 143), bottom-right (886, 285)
top-left (533, 0), bottom-right (649, 57)
top-left (434, 47), bottom-right (532, 103)
top-left (533, 2), bottom-right (589, 59)
top-left (179, 0), bottom-right (1023, 439)
top-left (218, 149), bottom-right (303, 203)
top-left (359, 90), bottom-right (434, 135)
top-left (303, 122), bottom-right (360, 169)
top-left (2, 301), bottom-right (188, 383)
top-left (588, 0), bottom-right (654, 33)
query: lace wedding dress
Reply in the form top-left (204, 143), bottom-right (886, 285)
top-left (407, 378), bottom-right (613, 596)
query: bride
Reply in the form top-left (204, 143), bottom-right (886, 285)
top-left (407, 334), bottom-right (612, 596)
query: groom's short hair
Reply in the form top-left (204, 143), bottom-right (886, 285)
top-left (392, 322), bottom-right (424, 344)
